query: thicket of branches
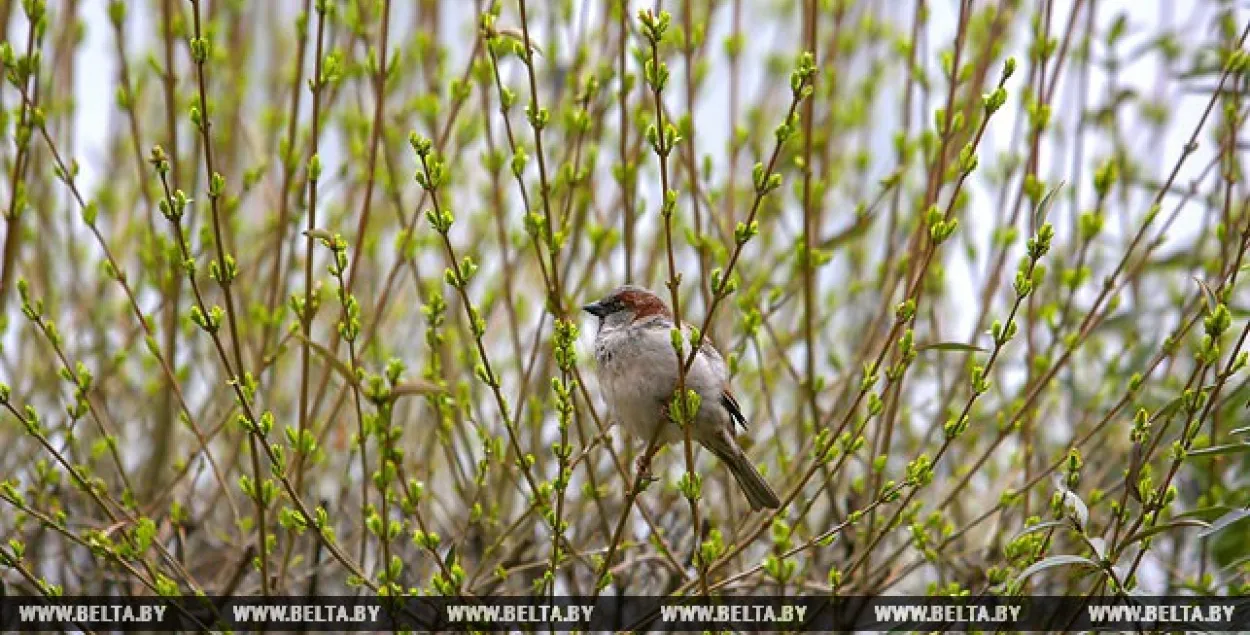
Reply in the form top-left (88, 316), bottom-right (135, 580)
top-left (0, 0), bottom-right (1248, 605)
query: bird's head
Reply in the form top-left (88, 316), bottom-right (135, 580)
top-left (582, 285), bottom-right (671, 328)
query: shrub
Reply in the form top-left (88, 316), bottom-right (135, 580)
top-left (0, 0), bottom-right (1248, 600)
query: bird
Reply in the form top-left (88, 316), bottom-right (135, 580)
top-left (583, 285), bottom-right (781, 511)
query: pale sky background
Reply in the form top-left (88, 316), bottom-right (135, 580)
top-left (64, 0), bottom-right (1222, 336)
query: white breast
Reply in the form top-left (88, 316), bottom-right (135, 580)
top-left (593, 320), bottom-right (727, 446)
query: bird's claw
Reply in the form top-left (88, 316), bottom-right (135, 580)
top-left (634, 454), bottom-right (652, 479)
top-left (632, 454), bottom-right (657, 493)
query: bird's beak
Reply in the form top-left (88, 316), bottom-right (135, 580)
top-left (582, 300), bottom-right (608, 318)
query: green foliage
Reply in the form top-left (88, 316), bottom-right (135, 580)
top-left (0, 0), bottom-right (1246, 602)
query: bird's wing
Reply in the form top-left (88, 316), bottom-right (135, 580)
top-left (682, 326), bottom-right (744, 431)
top-left (691, 327), bottom-right (725, 365)
top-left (720, 389), bottom-right (748, 432)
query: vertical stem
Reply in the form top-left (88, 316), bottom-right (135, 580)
top-left (619, 0), bottom-right (634, 283)
top-left (355, 0), bottom-right (391, 571)
top-left (343, 0), bottom-right (391, 295)
top-left (295, 0), bottom-right (329, 493)
top-left (517, 0), bottom-right (564, 310)
top-left (642, 8), bottom-right (707, 596)
top-left (0, 11), bottom-right (41, 316)
top-left (724, 0), bottom-right (742, 224)
top-left (188, 0), bottom-right (269, 595)
top-left (259, 0), bottom-right (312, 366)
top-left (799, 0), bottom-right (819, 456)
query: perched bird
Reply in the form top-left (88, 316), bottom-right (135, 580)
top-left (583, 285), bottom-right (781, 511)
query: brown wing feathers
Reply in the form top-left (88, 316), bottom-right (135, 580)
top-left (720, 390), bottom-right (747, 431)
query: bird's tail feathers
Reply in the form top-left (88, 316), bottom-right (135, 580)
top-left (702, 433), bottom-right (781, 511)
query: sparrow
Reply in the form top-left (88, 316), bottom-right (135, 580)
top-left (583, 285), bottom-right (782, 511)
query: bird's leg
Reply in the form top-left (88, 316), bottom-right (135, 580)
top-left (630, 451), bottom-right (659, 498)
top-left (633, 453), bottom-right (654, 485)
top-left (632, 410), bottom-right (667, 491)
